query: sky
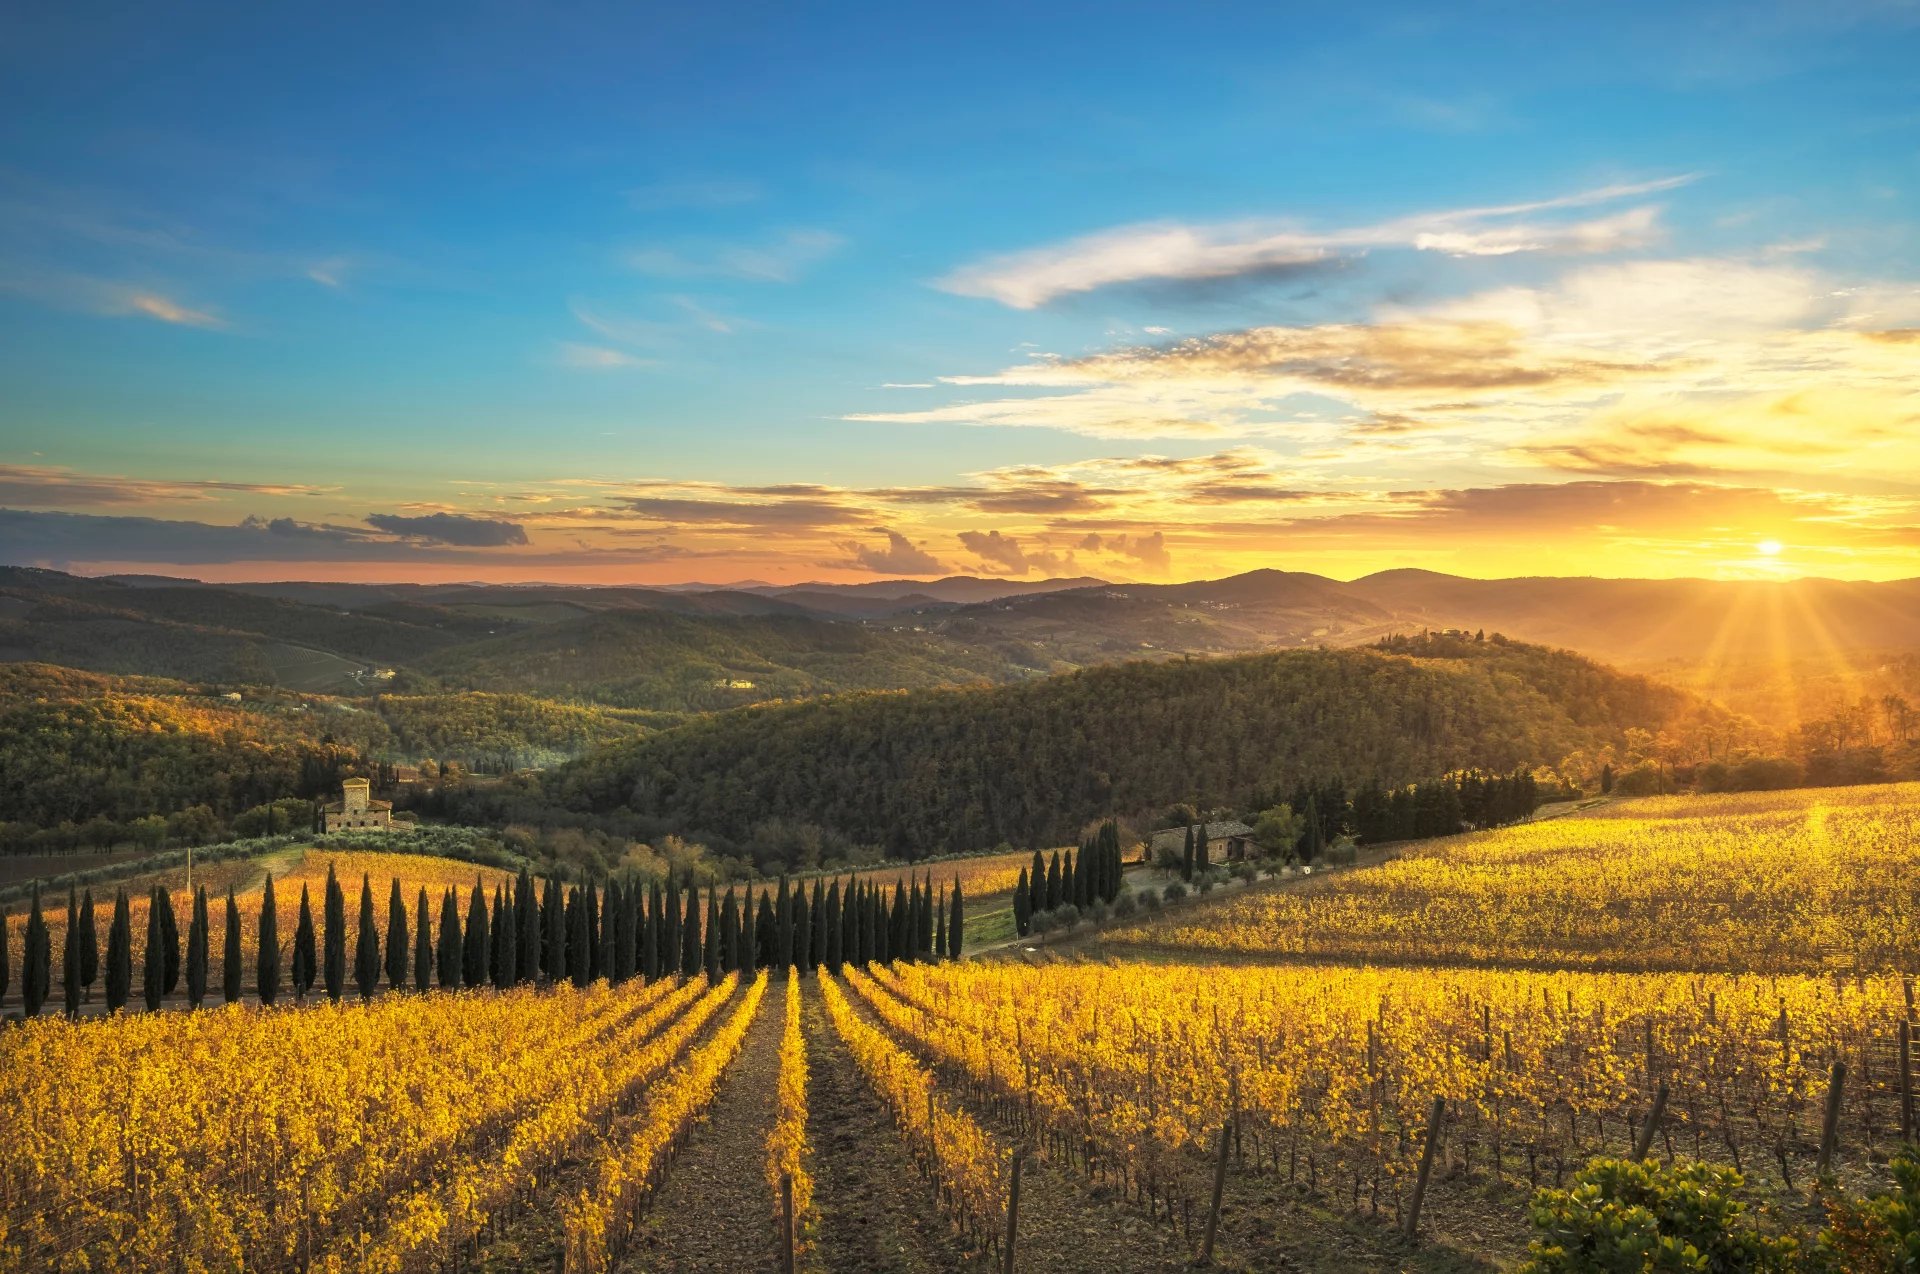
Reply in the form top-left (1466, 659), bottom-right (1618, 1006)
top-left (1, 1), bottom-right (1917, 586)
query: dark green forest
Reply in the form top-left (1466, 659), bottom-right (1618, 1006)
top-left (553, 640), bottom-right (1708, 852)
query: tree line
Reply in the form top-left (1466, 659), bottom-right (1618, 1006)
top-left (1012, 821), bottom-right (1123, 937)
top-left (1, 865), bottom-right (965, 1018)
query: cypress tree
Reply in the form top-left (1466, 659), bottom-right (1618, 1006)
top-left (934, 886), bottom-right (946, 965)
top-left (385, 879), bottom-right (409, 991)
top-left (587, 882), bottom-right (604, 982)
top-left (1073, 845), bottom-right (1091, 908)
top-left (703, 889), bottom-right (720, 981)
top-left (1013, 868), bottom-right (1031, 936)
top-left (662, 879), bottom-right (681, 978)
top-left (1182, 824), bottom-right (1195, 881)
top-left (793, 886), bottom-right (812, 973)
top-left (905, 877), bottom-right (921, 964)
top-left (105, 888), bottom-right (132, 1012)
top-left (774, 878), bottom-right (794, 970)
top-left (78, 888), bottom-right (97, 1002)
top-left (755, 891), bottom-right (776, 968)
top-left (292, 884), bottom-right (317, 1000)
top-left (720, 889), bottom-right (742, 973)
top-left (158, 888), bottom-right (180, 994)
top-left (641, 882), bottom-right (660, 981)
top-left (186, 885), bottom-right (209, 1009)
top-left (322, 863), bottom-right (346, 1002)
top-left (464, 878), bottom-right (488, 988)
top-left (142, 887), bottom-right (165, 1012)
top-left (541, 876), bottom-right (563, 982)
top-left (810, 879), bottom-right (827, 973)
top-left (222, 887), bottom-right (242, 1004)
top-left (825, 880), bottom-right (843, 972)
top-left (437, 888), bottom-right (462, 989)
top-left (602, 879), bottom-right (623, 982)
top-left (22, 884), bottom-right (49, 1018)
top-left (414, 886), bottom-right (433, 991)
top-left (1028, 850), bottom-right (1046, 918)
top-left (614, 879), bottom-right (636, 982)
top-left (1046, 851), bottom-right (1063, 908)
top-left (0, 911), bottom-right (7, 1008)
top-left (62, 887), bottom-right (81, 1017)
top-left (569, 886), bottom-right (592, 987)
top-left (919, 874), bottom-right (935, 957)
top-left (949, 878), bottom-right (965, 960)
top-left (893, 881), bottom-right (911, 962)
top-left (679, 884), bottom-right (701, 978)
top-left (257, 873), bottom-right (281, 1007)
top-left (492, 886), bottom-right (513, 988)
top-left (354, 874), bottom-right (379, 999)
top-left (1195, 823), bottom-right (1210, 874)
top-left (516, 868), bottom-right (538, 983)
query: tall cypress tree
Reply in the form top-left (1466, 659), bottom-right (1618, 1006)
top-left (1013, 868), bottom-right (1031, 936)
top-left (257, 873), bottom-right (281, 1007)
top-left (641, 882), bottom-right (660, 981)
top-left (414, 886), bottom-right (433, 991)
top-left (1195, 823), bottom-right (1210, 874)
top-left (614, 879), bottom-right (636, 982)
top-left (105, 888), bottom-right (132, 1012)
top-left (602, 879), bottom-right (623, 982)
top-left (1046, 851), bottom-right (1063, 909)
top-left (516, 868), bottom-right (538, 983)
top-left (186, 885), bottom-right (209, 1009)
top-left (810, 879), bottom-right (827, 973)
top-left (437, 888), bottom-right (462, 989)
top-left (919, 874), bottom-right (935, 957)
top-left (541, 875), bottom-right (563, 982)
top-left (1028, 850), bottom-right (1046, 919)
top-left (463, 878), bottom-right (488, 988)
top-left (719, 889), bottom-right (742, 973)
top-left (292, 884), bottom-right (317, 1000)
top-left (662, 879), bottom-right (681, 977)
top-left (755, 890), bottom-right (776, 968)
top-left (491, 886), bottom-right (513, 988)
top-left (890, 881), bottom-right (909, 963)
top-left (1182, 824), bottom-right (1196, 881)
top-left (158, 889), bottom-right (180, 994)
top-left (222, 887), bottom-right (242, 1005)
top-left (586, 882), bottom-right (603, 982)
top-left (62, 887), bottom-right (81, 1017)
top-left (569, 886), bottom-right (592, 987)
top-left (949, 879), bottom-right (965, 960)
top-left (385, 878), bottom-right (409, 991)
top-left (703, 889), bottom-right (720, 981)
top-left (773, 878), bottom-right (794, 970)
top-left (934, 886), bottom-right (946, 965)
top-left (0, 911), bottom-right (9, 1009)
top-left (795, 886), bottom-right (814, 973)
top-left (825, 880), bottom-right (843, 973)
top-left (679, 884), bottom-right (701, 977)
top-left (22, 884), bottom-right (49, 1018)
top-left (142, 887), bottom-right (166, 1012)
top-left (322, 864), bottom-right (346, 1002)
top-left (354, 873), bottom-right (379, 998)
top-left (78, 888), bottom-right (97, 1002)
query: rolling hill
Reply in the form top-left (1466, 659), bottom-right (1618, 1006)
top-left (554, 636), bottom-right (1714, 852)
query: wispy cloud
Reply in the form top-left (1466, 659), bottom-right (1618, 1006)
top-left (123, 291), bottom-right (224, 328)
top-left (0, 464), bottom-right (332, 507)
top-left (626, 177), bottom-right (763, 212)
top-left (937, 176), bottom-right (1696, 308)
top-left (626, 228), bottom-right (843, 283)
top-left (557, 341), bottom-right (652, 370)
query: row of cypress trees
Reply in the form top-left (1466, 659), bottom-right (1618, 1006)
top-left (2, 863), bottom-right (967, 1018)
top-left (1012, 820), bottom-right (1124, 937)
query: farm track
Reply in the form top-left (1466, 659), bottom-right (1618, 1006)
top-left (800, 984), bottom-right (987, 1273)
top-left (622, 985), bottom-right (785, 1272)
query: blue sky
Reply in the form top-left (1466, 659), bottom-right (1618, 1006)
top-left (1, 1), bottom-right (1917, 582)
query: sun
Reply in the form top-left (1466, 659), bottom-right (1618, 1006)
top-left (1756, 539), bottom-right (1783, 557)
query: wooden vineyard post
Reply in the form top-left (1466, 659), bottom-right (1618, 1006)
top-left (1817, 1061), bottom-right (1847, 1176)
top-left (1630, 1082), bottom-right (1669, 1163)
top-left (1198, 1120), bottom-right (1232, 1265)
top-left (1900, 1020), bottom-right (1914, 1145)
top-left (1002, 1149), bottom-right (1024, 1274)
top-left (1402, 1098), bottom-right (1447, 1243)
top-left (780, 1171), bottom-right (796, 1274)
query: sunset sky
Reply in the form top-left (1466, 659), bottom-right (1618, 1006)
top-left (2, 2), bottom-right (1917, 585)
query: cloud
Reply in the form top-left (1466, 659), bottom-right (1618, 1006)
top-left (937, 176), bottom-right (1695, 308)
top-left (836, 527), bottom-right (945, 575)
top-left (363, 512), bottom-right (530, 546)
top-left (0, 465), bottom-right (333, 508)
top-left (123, 291), bottom-right (224, 327)
top-left (613, 491), bottom-right (872, 530)
top-left (1082, 531), bottom-right (1172, 574)
top-left (626, 229), bottom-right (843, 283)
top-left (557, 342), bottom-right (651, 369)
top-left (957, 529), bottom-right (1078, 576)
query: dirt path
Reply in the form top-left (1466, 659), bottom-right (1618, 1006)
top-left (622, 984), bottom-right (786, 1273)
top-left (801, 982), bottom-right (987, 1274)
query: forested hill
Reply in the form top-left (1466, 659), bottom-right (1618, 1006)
top-left (554, 638), bottom-right (1710, 853)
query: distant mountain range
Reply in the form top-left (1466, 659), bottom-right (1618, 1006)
top-left (5, 564), bottom-right (1919, 710)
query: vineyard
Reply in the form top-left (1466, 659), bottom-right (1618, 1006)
top-left (1106, 783), bottom-right (1920, 973)
top-left (4, 786), bottom-right (1920, 1270)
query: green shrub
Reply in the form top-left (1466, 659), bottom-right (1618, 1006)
top-left (1816, 1144), bottom-right (1920, 1271)
top-left (1520, 1158), bottom-right (1798, 1273)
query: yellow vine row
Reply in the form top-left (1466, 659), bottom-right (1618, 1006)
top-left (766, 974), bottom-right (814, 1260)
